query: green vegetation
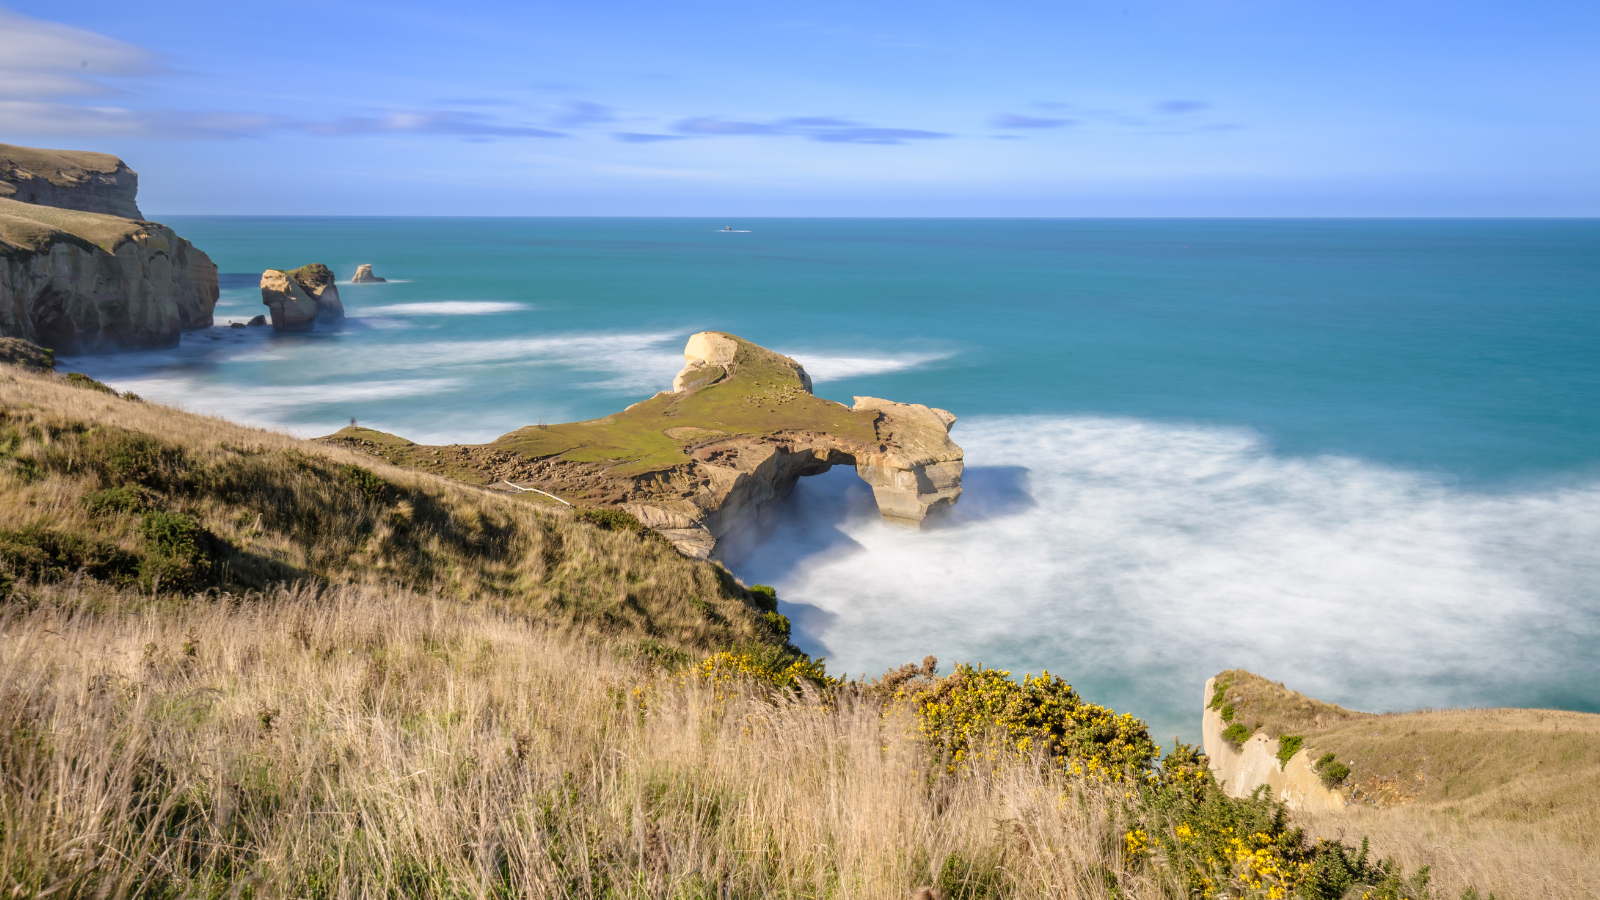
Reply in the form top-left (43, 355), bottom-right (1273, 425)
top-left (0, 195), bottom-right (140, 252)
top-left (1222, 723), bottom-right (1253, 747)
top-left (1277, 733), bottom-right (1305, 768)
top-left (0, 337), bottom-right (53, 371)
top-left (64, 371), bottom-right (117, 394)
top-left (1314, 752), bottom-right (1351, 787)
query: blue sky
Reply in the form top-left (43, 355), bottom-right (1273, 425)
top-left (2, 0), bottom-right (1596, 215)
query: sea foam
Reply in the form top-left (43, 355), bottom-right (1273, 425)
top-left (732, 415), bottom-right (1600, 743)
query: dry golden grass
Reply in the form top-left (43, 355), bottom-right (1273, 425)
top-left (0, 580), bottom-right (1145, 899)
top-left (1, 366), bottom-right (784, 656)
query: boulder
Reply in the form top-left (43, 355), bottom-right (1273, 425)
top-left (261, 264), bottom-right (344, 332)
top-left (247, 314), bottom-right (267, 327)
top-left (351, 263), bottom-right (387, 283)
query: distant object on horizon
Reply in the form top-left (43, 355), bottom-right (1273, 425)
top-left (351, 264), bottom-right (387, 284)
top-left (719, 226), bottom-right (751, 233)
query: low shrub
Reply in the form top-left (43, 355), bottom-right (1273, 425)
top-left (338, 463), bottom-right (389, 502)
top-left (761, 611), bottom-right (791, 640)
top-left (63, 372), bottom-right (116, 394)
top-left (748, 583), bottom-right (778, 612)
top-left (82, 485), bottom-right (147, 516)
top-left (1314, 751), bottom-right (1351, 787)
top-left (0, 525), bottom-right (140, 585)
top-left (1277, 734), bottom-right (1304, 769)
top-left (1221, 703), bottom-right (1236, 722)
top-left (1221, 723), bottom-right (1253, 747)
top-left (575, 506), bottom-right (645, 533)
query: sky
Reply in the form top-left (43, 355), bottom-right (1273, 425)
top-left (2, 0), bottom-right (1597, 216)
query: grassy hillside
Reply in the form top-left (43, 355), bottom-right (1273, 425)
top-left (0, 364), bottom-right (793, 660)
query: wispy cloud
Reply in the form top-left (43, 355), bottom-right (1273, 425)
top-left (551, 100), bottom-right (616, 127)
top-left (613, 132), bottom-right (685, 143)
top-left (297, 111), bottom-right (565, 138)
top-left (0, 100), bottom-right (278, 140)
top-left (990, 113), bottom-right (1073, 129)
top-left (672, 116), bottom-right (948, 144)
top-left (1155, 100), bottom-right (1208, 114)
top-left (0, 9), bottom-right (162, 99)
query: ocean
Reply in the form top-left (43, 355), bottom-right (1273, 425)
top-left (68, 217), bottom-right (1600, 743)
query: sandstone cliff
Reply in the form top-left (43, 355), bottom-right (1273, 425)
top-left (261, 264), bottom-right (345, 332)
top-left (321, 331), bottom-right (963, 560)
top-left (0, 197), bottom-right (218, 353)
top-left (1202, 675), bottom-right (1346, 812)
top-left (0, 143), bottom-right (142, 219)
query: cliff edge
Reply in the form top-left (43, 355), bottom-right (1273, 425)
top-left (0, 144), bottom-right (217, 353)
top-left (1203, 668), bottom-right (1600, 832)
top-left (322, 331), bottom-right (963, 560)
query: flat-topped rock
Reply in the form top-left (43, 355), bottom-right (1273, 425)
top-left (321, 331), bottom-right (963, 560)
top-left (261, 264), bottom-right (345, 332)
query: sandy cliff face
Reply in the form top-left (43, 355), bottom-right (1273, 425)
top-left (0, 198), bottom-right (217, 353)
top-left (1201, 676), bottom-right (1346, 813)
top-left (0, 143), bottom-right (143, 219)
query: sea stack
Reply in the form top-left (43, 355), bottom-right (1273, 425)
top-left (0, 143), bottom-right (218, 353)
top-left (351, 264), bottom-right (387, 283)
top-left (260, 264), bottom-right (345, 332)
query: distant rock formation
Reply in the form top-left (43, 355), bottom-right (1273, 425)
top-left (351, 264), bottom-right (387, 283)
top-left (322, 331), bottom-right (963, 561)
top-left (261, 264), bottom-right (345, 332)
top-left (0, 143), bottom-right (143, 219)
top-left (247, 314), bottom-right (267, 327)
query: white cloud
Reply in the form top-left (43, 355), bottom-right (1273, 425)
top-left (0, 9), bottom-right (160, 98)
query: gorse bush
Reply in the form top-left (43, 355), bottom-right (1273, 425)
top-left (892, 662), bottom-right (1160, 777)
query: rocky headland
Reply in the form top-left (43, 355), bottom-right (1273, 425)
top-left (0, 143), bottom-right (218, 354)
top-left (261, 263), bottom-right (345, 332)
top-left (324, 331), bottom-right (963, 559)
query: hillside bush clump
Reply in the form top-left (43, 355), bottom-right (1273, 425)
top-left (63, 371), bottom-right (116, 394)
top-left (894, 663), bottom-right (1160, 777)
top-left (1314, 752), bottom-right (1351, 788)
top-left (575, 505), bottom-right (646, 533)
top-left (1222, 723), bottom-right (1253, 747)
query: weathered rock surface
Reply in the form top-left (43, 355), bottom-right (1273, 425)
top-left (261, 264), bottom-right (344, 332)
top-left (0, 197), bottom-right (218, 353)
top-left (0, 143), bottom-right (142, 219)
top-left (1202, 676), bottom-right (1346, 813)
top-left (322, 331), bottom-right (963, 560)
top-left (351, 263), bottom-right (387, 283)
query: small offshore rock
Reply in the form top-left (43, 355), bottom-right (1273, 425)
top-left (246, 314), bottom-right (267, 327)
top-left (229, 321), bottom-right (246, 329)
top-left (351, 263), bottom-right (387, 283)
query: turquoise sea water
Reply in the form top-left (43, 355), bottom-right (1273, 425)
top-left (71, 218), bottom-right (1600, 742)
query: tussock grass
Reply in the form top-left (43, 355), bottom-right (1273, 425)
top-left (0, 581), bottom-right (1140, 899)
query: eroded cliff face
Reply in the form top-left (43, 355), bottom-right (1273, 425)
top-left (1201, 676), bottom-right (1346, 813)
top-left (0, 198), bottom-right (217, 353)
top-left (0, 143), bottom-right (142, 219)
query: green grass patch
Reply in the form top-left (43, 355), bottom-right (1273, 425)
top-left (1276, 734), bottom-right (1304, 769)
